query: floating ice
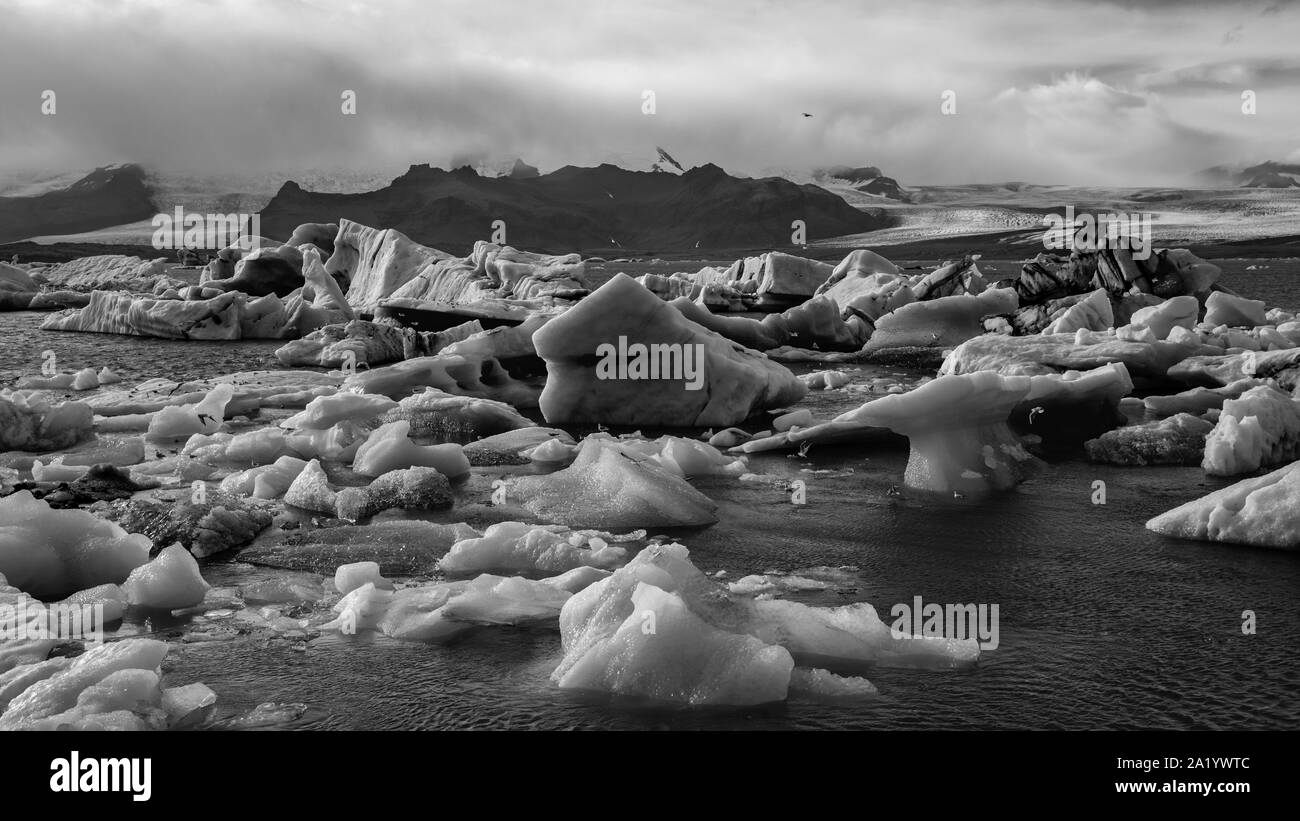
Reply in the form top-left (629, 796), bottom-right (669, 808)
top-left (1201, 385), bottom-right (1300, 476)
top-left (121, 544), bottom-right (211, 610)
top-left (1116, 295), bottom-right (1197, 341)
top-left (351, 420), bottom-right (470, 479)
top-left (147, 383), bottom-right (234, 441)
top-left (1085, 414), bottom-right (1214, 466)
top-left (334, 561), bottom-right (393, 595)
top-left (552, 543), bottom-right (972, 705)
top-left (281, 392), bottom-right (398, 430)
top-left (0, 491), bottom-right (150, 599)
top-left (438, 521), bottom-right (630, 576)
top-left (533, 273), bottom-right (806, 427)
top-left (219, 455), bottom-right (310, 499)
top-left (0, 391), bottom-right (94, 452)
top-left (507, 436), bottom-right (719, 528)
top-left (1147, 459), bottom-right (1300, 550)
top-left (1204, 291), bottom-right (1267, 328)
top-left (0, 638), bottom-right (170, 730)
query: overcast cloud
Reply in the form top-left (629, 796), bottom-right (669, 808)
top-left (0, 0), bottom-right (1297, 186)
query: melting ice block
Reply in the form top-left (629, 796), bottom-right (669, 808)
top-left (1146, 460), bottom-right (1300, 550)
top-left (533, 273), bottom-right (806, 427)
top-left (121, 544), bottom-right (211, 609)
top-left (0, 638), bottom-right (169, 730)
top-left (280, 392), bottom-right (398, 430)
top-left (507, 436), bottom-right (719, 528)
top-left (1201, 385), bottom-right (1300, 476)
top-left (1085, 413), bottom-right (1213, 466)
top-left (0, 491), bottom-right (150, 599)
top-left (780, 372), bottom-right (1041, 494)
top-left (438, 521), bottom-right (633, 576)
top-left (146, 384), bottom-right (235, 441)
top-left (552, 543), bottom-right (972, 705)
top-left (351, 420), bottom-right (470, 479)
top-left (556, 581), bottom-right (795, 705)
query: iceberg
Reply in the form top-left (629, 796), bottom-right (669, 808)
top-left (533, 273), bottom-right (806, 427)
top-left (1146, 460), bottom-right (1300, 550)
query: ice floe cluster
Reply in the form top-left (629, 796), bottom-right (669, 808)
top-left (7, 220), bottom-right (1300, 729)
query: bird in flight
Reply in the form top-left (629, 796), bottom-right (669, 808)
top-left (802, 112), bottom-right (813, 117)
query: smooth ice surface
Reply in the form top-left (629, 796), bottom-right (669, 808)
top-left (121, 544), bottom-right (211, 609)
top-left (146, 383), bottom-right (234, 440)
top-left (352, 420), bottom-right (471, 479)
top-left (0, 491), bottom-right (150, 599)
top-left (281, 392), bottom-right (397, 430)
top-left (334, 561), bottom-right (393, 595)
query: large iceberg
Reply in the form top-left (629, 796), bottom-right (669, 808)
top-left (533, 273), bottom-right (805, 427)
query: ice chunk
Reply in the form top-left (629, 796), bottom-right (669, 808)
top-left (161, 682), bottom-right (218, 729)
top-left (462, 427), bottom-right (575, 466)
top-left (1201, 385), bottom-right (1300, 476)
top-left (533, 273), bottom-right (806, 427)
top-left (283, 459), bottom-right (337, 514)
top-left (864, 288), bottom-right (1018, 357)
top-left (1042, 289), bottom-right (1113, 335)
top-left (0, 638), bottom-right (168, 730)
top-left (789, 667), bottom-right (878, 701)
top-left (438, 521), bottom-right (629, 576)
top-left (507, 436), bottom-right (718, 528)
top-left (334, 561), bottom-right (393, 595)
top-left (785, 372), bottom-right (1041, 495)
top-left (381, 388), bottom-right (534, 441)
top-left (121, 544), bottom-right (211, 609)
top-left (552, 542), bottom-right (975, 706)
top-left (1116, 295), bottom-right (1197, 341)
top-left (146, 383), bottom-right (235, 440)
top-left (219, 455), bottom-right (309, 499)
top-left (0, 491), bottom-right (150, 599)
top-left (1085, 414), bottom-right (1213, 466)
top-left (555, 581), bottom-right (795, 705)
top-left (351, 420), bottom-right (470, 479)
top-left (0, 391), bottom-right (94, 452)
top-left (1147, 460), bottom-right (1300, 550)
top-left (800, 370), bottom-right (851, 390)
top-left (280, 392), bottom-right (398, 430)
top-left (1204, 291), bottom-right (1266, 328)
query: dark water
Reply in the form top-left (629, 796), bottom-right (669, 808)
top-left (4, 261), bottom-right (1300, 730)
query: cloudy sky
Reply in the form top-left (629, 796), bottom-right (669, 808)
top-left (0, 0), bottom-right (1297, 187)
